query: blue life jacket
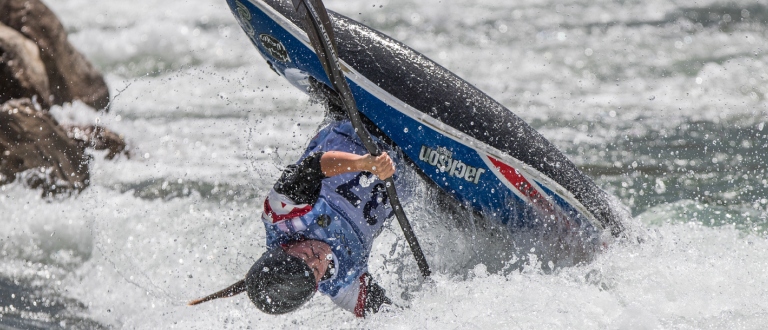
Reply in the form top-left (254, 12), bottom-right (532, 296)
top-left (262, 120), bottom-right (405, 299)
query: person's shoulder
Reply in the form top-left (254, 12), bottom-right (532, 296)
top-left (306, 120), bottom-right (352, 148)
top-left (325, 120), bottom-right (355, 136)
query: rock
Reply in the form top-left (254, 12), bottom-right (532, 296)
top-left (0, 98), bottom-right (90, 195)
top-left (0, 2), bottom-right (128, 196)
top-left (0, 21), bottom-right (52, 107)
top-left (66, 125), bottom-right (129, 160)
top-left (0, 0), bottom-right (110, 110)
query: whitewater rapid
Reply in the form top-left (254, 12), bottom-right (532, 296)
top-left (1, 0), bottom-right (767, 328)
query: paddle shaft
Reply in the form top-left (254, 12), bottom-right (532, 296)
top-left (292, 0), bottom-right (430, 277)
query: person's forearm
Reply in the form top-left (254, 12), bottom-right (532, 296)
top-left (320, 151), bottom-right (395, 179)
top-left (320, 151), bottom-right (366, 177)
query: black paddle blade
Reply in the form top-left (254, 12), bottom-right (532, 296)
top-left (292, 0), bottom-right (380, 157)
top-left (291, 0), bottom-right (339, 95)
top-left (188, 279), bottom-right (246, 306)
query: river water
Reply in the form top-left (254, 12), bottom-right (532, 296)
top-left (1, 0), bottom-right (767, 328)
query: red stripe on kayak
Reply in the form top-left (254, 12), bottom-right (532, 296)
top-left (487, 156), bottom-right (545, 202)
top-left (487, 156), bottom-right (570, 228)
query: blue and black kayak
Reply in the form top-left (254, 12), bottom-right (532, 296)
top-left (226, 0), bottom-right (624, 241)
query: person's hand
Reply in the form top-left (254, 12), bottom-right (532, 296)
top-left (359, 152), bottom-right (395, 180)
top-left (364, 280), bottom-right (392, 315)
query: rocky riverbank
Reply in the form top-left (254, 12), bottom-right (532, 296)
top-left (0, 0), bottom-right (126, 195)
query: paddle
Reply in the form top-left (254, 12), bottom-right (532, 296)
top-left (291, 0), bottom-right (431, 278)
top-left (187, 279), bottom-right (246, 305)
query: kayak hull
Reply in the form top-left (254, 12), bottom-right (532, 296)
top-left (226, 0), bottom-right (624, 240)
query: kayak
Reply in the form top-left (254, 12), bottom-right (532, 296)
top-left (226, 0), bottom-right (624, 241)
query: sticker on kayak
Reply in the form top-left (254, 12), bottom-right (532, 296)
top-left (234, 1), bottom-right (254, 37)
top-left (259, 34), bottom-right (291, 63)
top-left (419, 145), bottom-right (486, 184)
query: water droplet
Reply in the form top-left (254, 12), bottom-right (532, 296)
top-left (742, 9), bottom-right (750, 18)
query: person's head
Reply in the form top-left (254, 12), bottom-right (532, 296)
top-left (246, 240), bottom-right (334, 314)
